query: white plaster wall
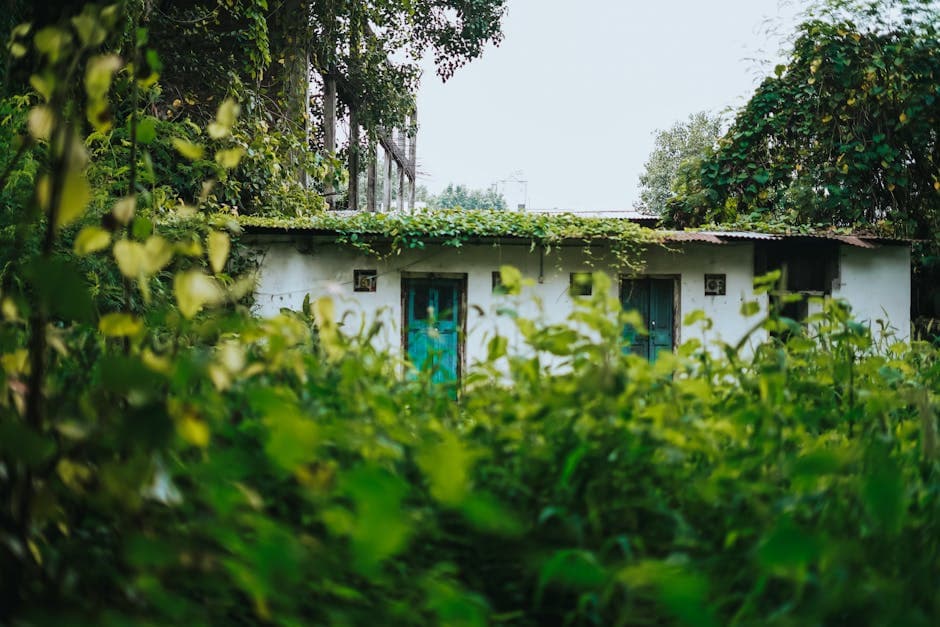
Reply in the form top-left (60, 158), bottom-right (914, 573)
top-left (833, 244), bottom-right (911, 342)
top-left (249, 237), bottom-right (771, 365)
top-left (249, 237), bottom-right (912, 366)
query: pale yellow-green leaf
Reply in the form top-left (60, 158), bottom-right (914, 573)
top-left (71, 13), bottom-right (106, 47)
top-left (34, 26), bottom-right (71, 63)
top-left (54, 170), bottom-right (91, 229)
top-left (84, 53), bottom-right (121, 100)
top-left (36, 175), bottom-right (51, 210)
top-left (113, 240), bottom-right (145, 277)
top-left (499, 265), bottom-right (523, 295)
top-left (312, 297), bottom-right (343, 361)
top-left (142, 236), bottom-right (174, 275)
top-left (29, 73), bottom-right (55, 101)
top-left (171, 137), bottom-right (204, 160)
top-left (73, 225), bottom-right (111, 255)
top-left (227, 272), bottom-right (258, 301)
top-left (207, 230), bottom-right (230, 274)
top-left (111, 195), bottom-right (136, 225)
top-left (98, 312), bottom-right (143, 337)
top-left (27, 106), bottom-right (54, 141)
top-left (177, 413), bottom-right (210, 448)
top-left (174, 239), bottom-right (203, 257)
top-left (214, 146), bottom-right (245, 169)
top-left (207, 98), bottom-right (240, 139)
top-left (174, 270), bottom-right (222, 319)
top-left (10, 42), bottom-right (27, 58)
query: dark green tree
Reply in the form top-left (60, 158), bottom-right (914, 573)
top-left (668, 0), bottom-right (940, 323)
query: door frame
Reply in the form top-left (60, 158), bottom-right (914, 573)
top-left (619, 274), bottom-right (681, 353)
top-left (400, 272), bottom-right (468, 384)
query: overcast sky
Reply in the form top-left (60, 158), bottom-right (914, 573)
top-left (415, 0), bottom-right (802, 210)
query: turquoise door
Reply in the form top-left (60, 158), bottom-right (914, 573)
top-left (621, 278), bottom-right (675, 360)
top-left (403, 277), bottom-right (462, 384)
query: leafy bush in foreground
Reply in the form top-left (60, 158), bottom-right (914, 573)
top-left (2, 259), bottom-right (939, 625)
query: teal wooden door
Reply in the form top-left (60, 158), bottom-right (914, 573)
top-left (621, 278), bottom-right (675, 360)
top-left (403, 278), bottom-right (461, 384)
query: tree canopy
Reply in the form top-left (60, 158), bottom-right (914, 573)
top-left (429, 183), bottom-right (507, 210)
top-left (668, 1), bottom-right (939, 236)
top-left (636, 111), bottom-right (723, 214)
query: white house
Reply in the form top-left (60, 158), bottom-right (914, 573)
top-left (241, 210), bottom-right (911, 382)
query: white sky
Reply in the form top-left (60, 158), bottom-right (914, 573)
top-left (415, 0), bottom-right (802, 210)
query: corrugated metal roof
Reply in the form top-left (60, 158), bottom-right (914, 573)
top-left (662, 232), bottom-right (727, 244)
top-left (663, 230), bottom-right (900, 248)
top-left (702, 231), bottom-right (781, 241)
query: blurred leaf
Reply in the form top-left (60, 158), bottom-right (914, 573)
top-left (73, 225), bottom-right (111, 255)
top-left (417, 432), bottom-right (477, 505)
top-left (538, 550), bottom-right (607, 598)
top-left (99, 313), bottom-right (143, 337)
top-left (174, 270), bottom-right (222, 318)
top-left (172, 137), bottom-right (204, 160)
top-left (343, 466), bottom-right (411, 572)
top-left (207, 230), bottom-right (230, 274)
top-left (207, 98), bottom-right (240, 139)
top-left (863, 455), bottom-right (906, 533)
top-left (54, 169), bottom-right (91, 229)
top-left (215, 147), bottom-right (245, 169)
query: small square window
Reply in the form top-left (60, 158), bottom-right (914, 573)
top-left (570, 272), bottom-right (593, 297)
top-left (354, 269), bottom-right (377, 292)
top-left (704, 274), bottom-right (726, 296)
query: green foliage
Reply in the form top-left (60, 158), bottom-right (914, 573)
top-left (428, 182), bottom-right (508, 211)
top-left (667, 0), bottom-right (940, 326)
top-left (670, 2), bottom-right (939, 235)
top-left (234, 207), bottom-right (661, 267)
top-left (637, 111), bottom-right (723, 214)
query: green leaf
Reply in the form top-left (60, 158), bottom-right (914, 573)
top-left (215, 147), bottom-right (245, 169)
top-left (863, 457), bottom-right (905, 533)
top-left (135, 116), bottom-right (158, 145)
top-left (84, 54), bottom-right (121, 100)
top-left (113, 240), bottom-right (145, 277)
top-left (34, 26), bottom-right (71, 63)
top-left (112, 195), bottom-right (136, 225)
top-left (53, 169), bottom-right (91, 229)
top-left (73, 226), bottom-right (111, 256)
top-left (99, 313), bottom-right (143, 337)
top-left (758, 517), bottom-right (820, 573)
top-left (207, 98), bottom-right (240, 139)
top-left (342, 466), bottom-right (411, 572)
top-left (538, 550), bottom-right (607, 595)
top-left (71, 13), bottom-right (106, 47)
top-left (740, 300), bottom-right (761, 317)
top-left (27, 106), bottom-right (54, 141)
top-left (174, 270), bottom-right (222, 318)
top-left (417, 432), bottom-right (477, 506)
top-left (207, 230), bottom-right (230, 274)
top-left (172, 137), bottom-right (204, 160)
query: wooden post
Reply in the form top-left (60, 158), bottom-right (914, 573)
top-left (348, 107), bottom-right (360, 211)
top-left (409, 110), bottom-right (417, 210)
top-left (323, 75), bottom-right (337, 208)
top-left (366, 138), bottom-right (377, 212)
top-left (347, 6), bottom-right (361, 211)
top-left (383, 144), bottom-right (393, 212)
top-left (397, 127), bottom-right (405, 212)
